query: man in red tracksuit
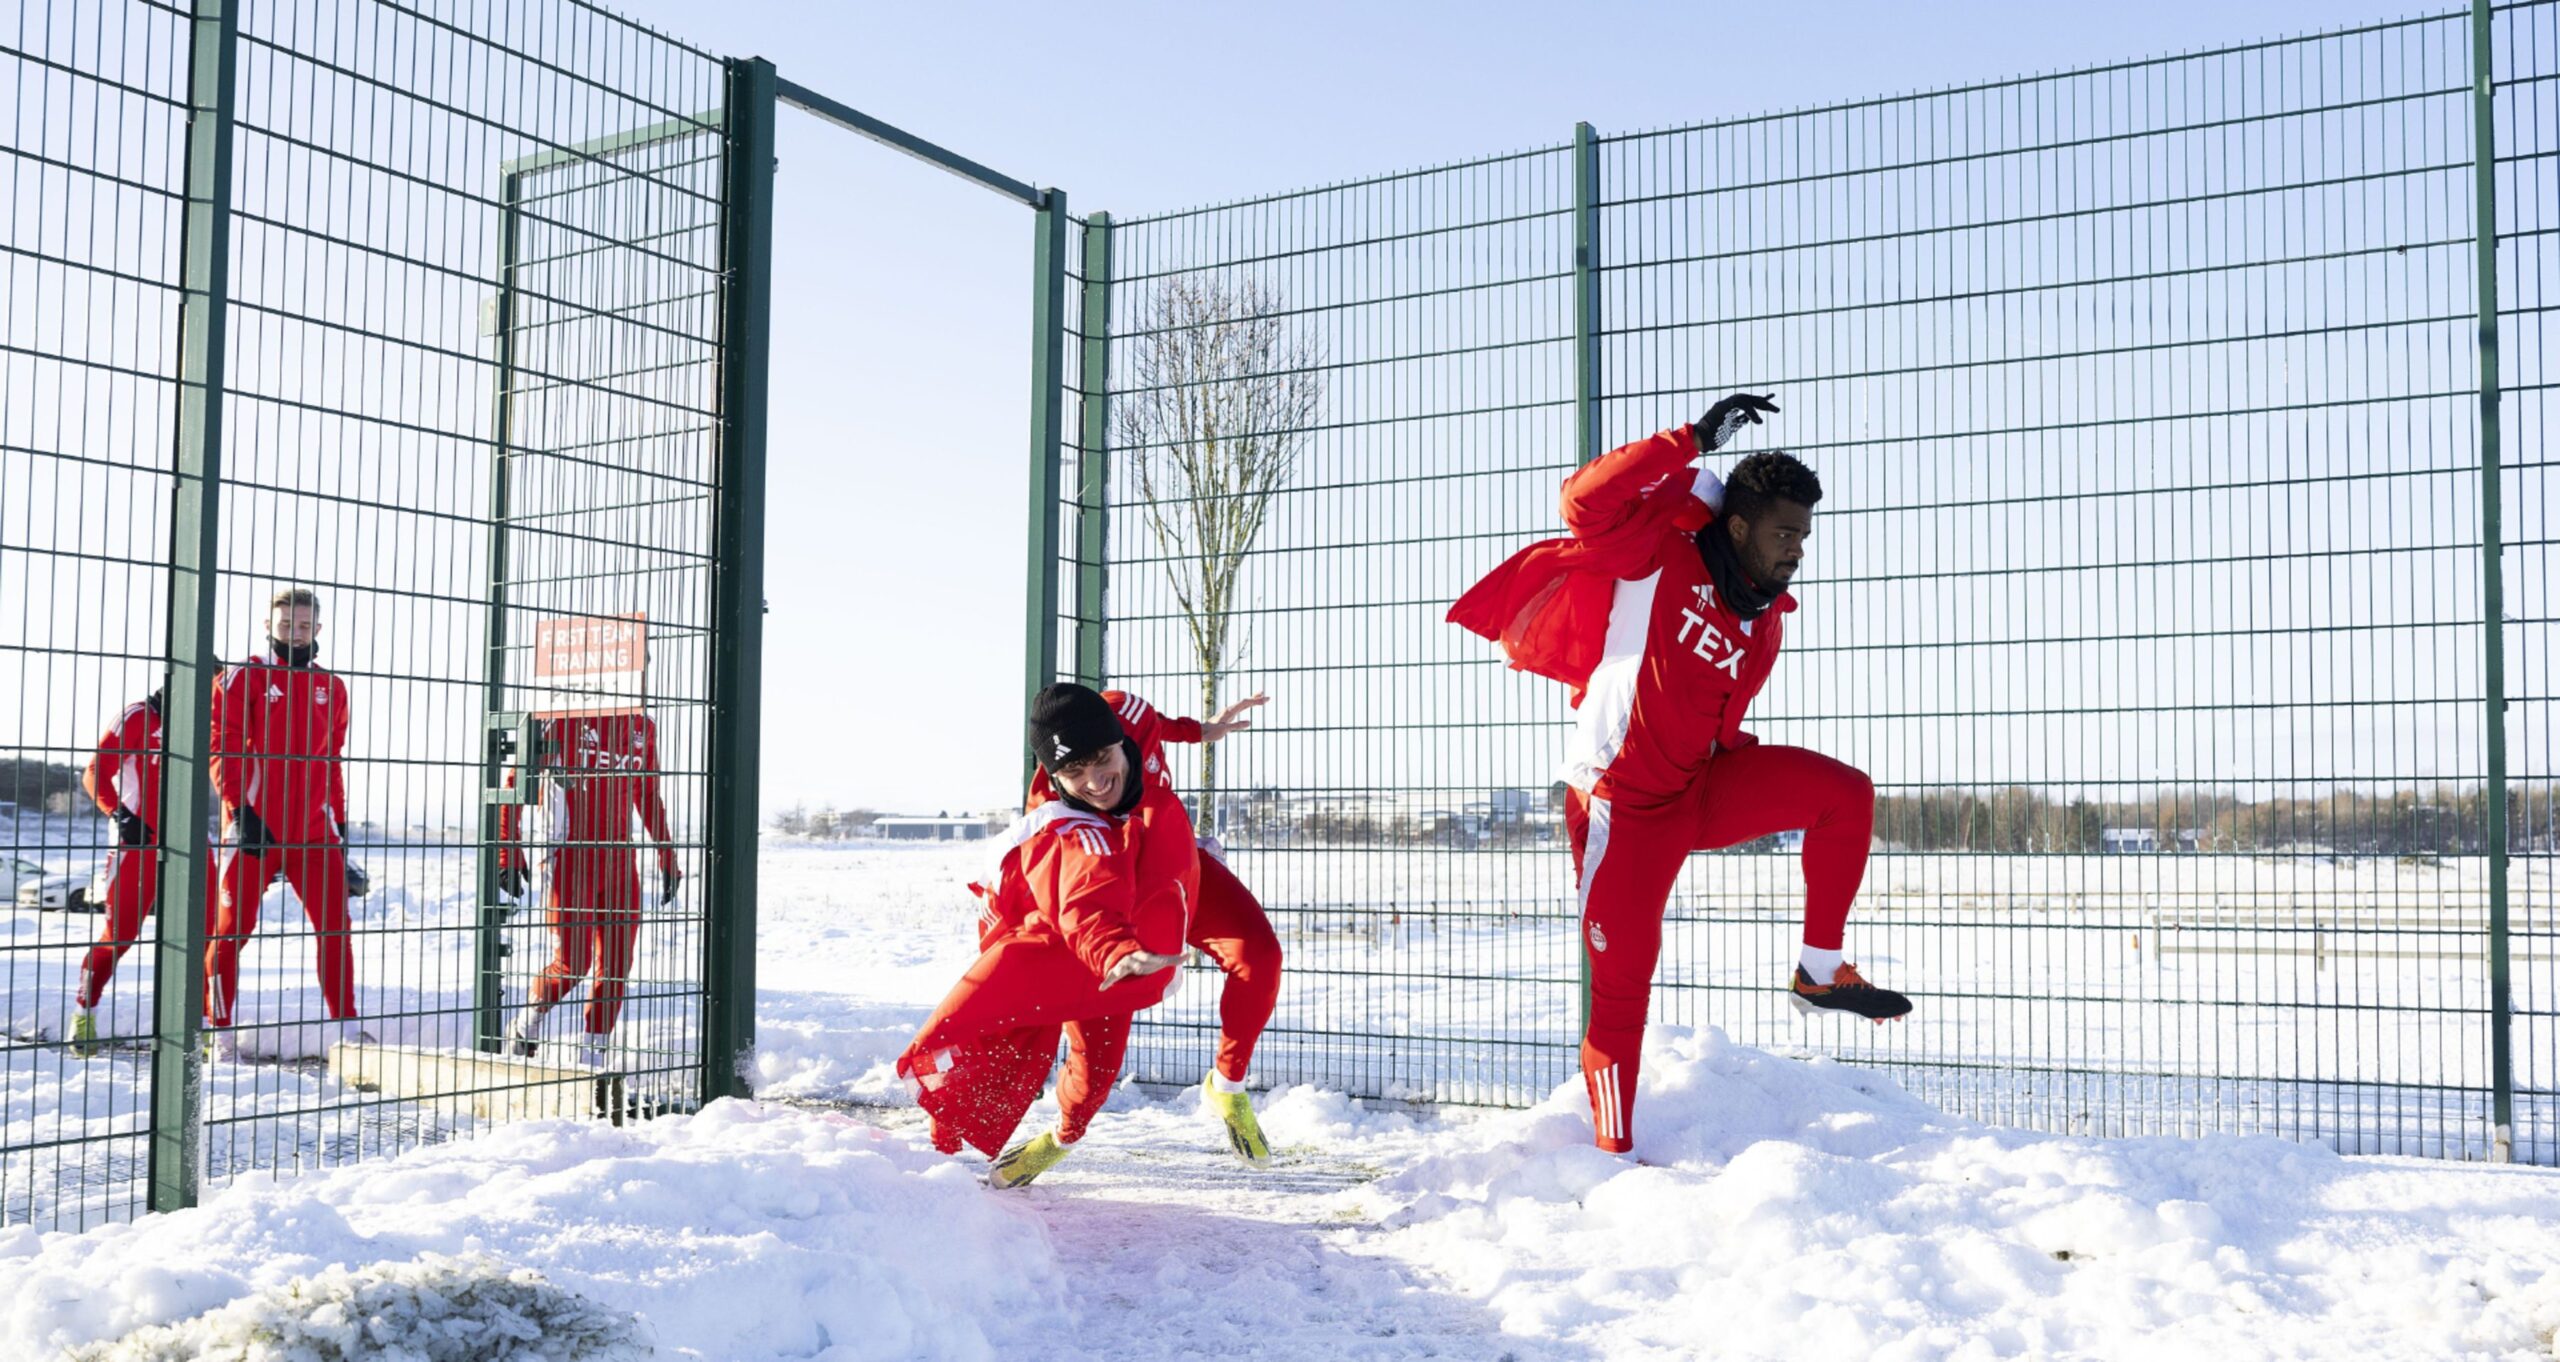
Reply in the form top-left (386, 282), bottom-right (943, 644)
top-left (68, 689), bottom-right (178, 1053)
top-left (898, 683), bottom-right (1193, 1187)
top-left (1450, 393), bottom-right (1909, 1154)
top-left (497, 710), bottom-right (683, 1066)
top-left (206, 588), bottom-right (362, 1050)
top-left (1025, 688), bottom-right (1285, 1166)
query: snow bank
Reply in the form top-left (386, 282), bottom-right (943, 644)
top-left (1344, 1024), bottom-right (2560, 1361)
top-left (1, 1100), bottom-right (1058, 1362)
top-left (67, 1253), bottom-right (650, 1361)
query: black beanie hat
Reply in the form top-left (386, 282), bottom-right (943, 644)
top-left (1029, 683), bottom-right (1124, 775)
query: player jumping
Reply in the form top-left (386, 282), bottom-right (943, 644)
top-left (1449, 393), bottom-right (1909, 1154)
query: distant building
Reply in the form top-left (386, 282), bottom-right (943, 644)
top-left (2102, 827), bottom-right (2203, 854)
top-left (871, 815), bottom-right (991, 842)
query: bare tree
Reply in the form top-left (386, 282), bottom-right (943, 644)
top-left (1114, 275), bottom-right (1324, 804)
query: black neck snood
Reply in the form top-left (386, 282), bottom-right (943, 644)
top-left (1695, 522), bottom-right (1776, 622)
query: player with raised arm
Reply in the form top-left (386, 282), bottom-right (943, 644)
top-left (1449, 394), bottom-right (1908, 1154)
top-left (898, 683), bottom-right (1194, 1188)
top-left (1023, 688), bottom-right (1285, 1166)
top-left (204, 587), bottom-right (366, 1058)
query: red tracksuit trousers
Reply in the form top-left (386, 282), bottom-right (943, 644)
top-left (903, 939), bottom-right (1177, 1158)
top-left (1190, 851), bottom-right (1283, 1082)
top-left (1567, 743), bottom-right (1875, 1152)
top-left (75, 842), bottom-right (217, 1011)
top-left (528, 851), bottom-right (645, 1035)
top-left (207, 832), bottom-right (355, 1028)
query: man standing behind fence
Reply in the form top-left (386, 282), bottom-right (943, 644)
top-left (67, 687), bottom-right (174, 1055)
top-left (1449, 394), bottom-right (1909, 1154)
top-left (497, 705), bottom-right (683, 1068)
top-left (205, 587), bottom-right (364, 1057)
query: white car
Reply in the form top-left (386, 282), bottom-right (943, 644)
top-left (11, 861), bottom-right (90, 912)
top-left (0, 855), bottom-right (45, 900)
top-left (8, 857), bottom-right (367, 911)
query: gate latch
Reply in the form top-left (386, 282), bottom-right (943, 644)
top-left (484, 711), bottom-right (544, 806)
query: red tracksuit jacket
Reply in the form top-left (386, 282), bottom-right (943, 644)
top-left (211, 652), bottom-right (351, 834)
top-left (974, 778), bottom-right (1197, 974)
top-left (1448, 424), bottom-right (1794, 802)
top-left (497, 714), bottom-right (678, 876)
top-left (82, 699), bottom-right (164, 832)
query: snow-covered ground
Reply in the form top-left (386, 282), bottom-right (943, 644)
top-left (5, 831), bottom-right (2549, 1229)
top-left (4, 836), bottom-right (2560, 1358)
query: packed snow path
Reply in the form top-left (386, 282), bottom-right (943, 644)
top-left (804, 1096), bottom-right (1571, 1361)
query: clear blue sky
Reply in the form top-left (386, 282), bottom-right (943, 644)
top-left (591, 0), bottom-right (2375, 815)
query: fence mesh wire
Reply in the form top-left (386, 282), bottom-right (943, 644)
top-left (1091, 5), bottom-right (2560, 1162)
top-left (1, 0), bottom-right (739, 1231)
top-left (1, 0), bottom-right (190, 1230)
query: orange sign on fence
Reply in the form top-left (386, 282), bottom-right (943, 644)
top-left (529, 614), bottom-right (647, 718)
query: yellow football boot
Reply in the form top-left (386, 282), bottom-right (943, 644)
top-left (1204, 1073), bottom-right (1272, 1167)
top-left (987, 1130), bottom-right (1073, 1189)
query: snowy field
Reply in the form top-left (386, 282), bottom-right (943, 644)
top-left (1, 834), bottom-right (2558, 1357)
top-left (1136, 843), bottom-right (2560, 1159)
top-left (5, 827), bottom-right (2552, 1228)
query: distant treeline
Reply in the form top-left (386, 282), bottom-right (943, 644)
top-left (1235, 783), bottom-right (2560, 854)
top-left (1, 758), bottom-right (84, 814)
top-left (1871, 785), bottom-right (2560, 854)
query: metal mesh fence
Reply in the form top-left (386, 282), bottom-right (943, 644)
top-left (1094, 149), bottom-right (1583, 1105)
top-left (2500, 0), bottom-right (2560, 1167)
top-left (1, 0), bottom-right (754, 1232)
top-left (1079, 5), bottom-right (2560, 1161)
top-left (1, 0), bottom-right (191, 1230)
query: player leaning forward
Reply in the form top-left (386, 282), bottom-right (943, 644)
top-left (1031, 688), bottom-right (1284, 1164)
top-left (1449, 393), bottom-right (1910, 1154)
top-left (896, 683), bottom-right (1191, 1187)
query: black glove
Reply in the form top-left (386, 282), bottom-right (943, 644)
top-left (498, 864), bottom-right (531, 901)
top-left (661, 865), bottom-right (684, 907)
top-left (113, 809), bottom-right (150, 846)
top-left (1693, 392), bottom-right (1780, 451)
top-left (232, 805), bottom-right (274, 853)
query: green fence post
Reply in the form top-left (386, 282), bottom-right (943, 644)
top-left (2469, 0), bottom-right (2514, 1165)
top-left (150, 0), bottom-right (238, 1214)
top-left (474, 170), bottom-right (524, 1055)
top-left (1024, 190), bottom-right (1069, 787)
top-left (1573, 122), bottom-right (1602, 466)
top-left (1073, 213), bottom-right (1113, 687)
top-left (1571, 121), bottom-right (1602, 1038)
top-left (703, 57), bottom-right (776, 1103)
